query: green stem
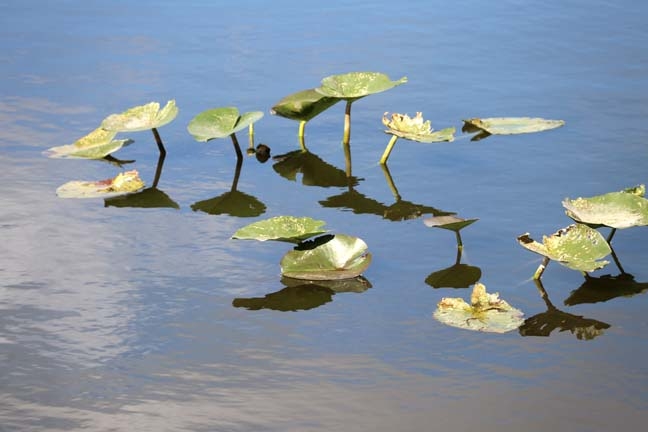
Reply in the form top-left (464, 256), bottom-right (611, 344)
top-left (298, 133), bottom-right (307, 152)
top-left (151, 127), bottom-right (166, 156)
top-left (380, 135), bottom-right (399, 165)
top-left (533, 256), bottom-right (551, 280)
top-left (230, 133), bottom-right (243, 161)
top-left (343, 100), bottom-right (352, 146)
top-left (298, 121), bottom-right (306, 139)
top-left (247, 124), bottom-right (255, 154)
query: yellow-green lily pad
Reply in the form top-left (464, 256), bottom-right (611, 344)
top-left (101, 100), bottom-right (178, 132)
top-left (563, 185), bottom-right (648, 229)
top-left (315, 72), bottom-right (407, 100)
top-left (463, 117), bottom-right (565, 135)
top-left (232, 216), bottom-right (327, 243)
top-left (187, 106), bottom-right (263, 142)
top-left (382, 112), bottom-right (455, 143)
top-left (56, 170), bottom-right (145, 199)
top-left (45, 127), bottom-right (133, 159)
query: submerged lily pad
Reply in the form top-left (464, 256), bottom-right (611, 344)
top-left (315, 72), bottom-right (407, 100)
top-left (187, 107), bottom-right (263, 142)
top-left (232, 216), bottom-right (327, 243)
top-left (433, 283), bottom-right (524, 333)
top-left (562, 185), bottom-right (648, 229)
top-left (56, 170), bottom-right (145, 198)
top-left (517, 224), bottom-right (611, 272)
top-left (45, 127), bottom-right (133, 159)
top-left (382, 112), bottom-right (455, 143)
top-left (462, 117), bottom-right (564, 135)
top-left (101, 100), bottom-right (178, 132)
top-left (271, 88), bottom-right (340, 122)
top-left (280, 234), bottom-right (372, 280)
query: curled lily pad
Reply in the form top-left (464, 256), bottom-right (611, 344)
top-left (382, 112), bottom-right (455, 143)
top-left (45, 127), bottom-right (133, 159)
top-left (271, 88), bottom-right (339, 122)
top-left (187, 107), bottom-right (264, 142)
top-left (517, 224), bottom-right (611, 275)
top-left (563, 185), bottom-right (648, 229)
top-left (56, 170), bottom-right (145, 199)
top-left (433, 283), bottom-right (524, 333)
top-left (424, 215), bottom-right (478, 232)
top-left (462, 117), bottom-right (565, 135)
top-left (232, 216), bottom-right (327, 243)
top-left (101, 100), bottom-right (178, 132)
top-left (315, 72), bottom-right (407, 100)
top-left (280, 234), bottom-right (372, 280)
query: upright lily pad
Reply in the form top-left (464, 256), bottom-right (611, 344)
top-left (280, 234), bottom-right (372, 280)
top-left (271, 88), bottom-right (340, 122)
top-left (101, 100), bottom-right (178, 132)
top-left (45, 127), bottom-right (133, 159)
top-left (187, 107), bottom-right (264, 142)
top-left (232, 216), bottom-right (327, 243)
top-left (563, 185), bottom-right (648, 229)
top-left (56, 170), bottom-right (145, 199)
top-left (517, 224), bottom-right (611, 274)
top-left (315, 72), bottom-right (407, 100)
top-left (462, 117), bottom-right (564, 135)
top-left (433, 283), bottom-right (524, 333)
top-left (424, 215), bottom-right (478, 232)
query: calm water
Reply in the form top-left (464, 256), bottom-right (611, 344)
top-left (2, 1), bottom-right (648, 431)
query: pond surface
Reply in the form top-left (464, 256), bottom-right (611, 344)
top-left (2, 1), bottom-right (648, 431)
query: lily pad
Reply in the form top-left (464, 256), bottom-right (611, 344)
top-left (101, 100), bottom-right (178, 132)
top-left (187, 107), bottom-right (264, 142)
top-left (280, 234), bottom-right (372, 280)
top-left (462, 117), bottom-right (565, 135)
top-left (433, 283), bottom-right (524, 333)
top-left (45, 127), bottom-right (133, 159)
top-left (232, 216), bottom-right (327, 243)
top-left (562, 185), bottom-right (648, 229)
top-left (271, 88), bottom-right (340, 122)
top-left (56, 170), bottom-right (145, 199)
top-left (517, 224), bottom-right (611, 272)
top-left (424, 215), bottom-right (478, 232)
top-left (315, 72), bottom-right (407, 100)
top-left (382, 112), bottom-right (455, 143)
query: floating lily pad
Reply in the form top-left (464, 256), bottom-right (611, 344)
top-left (563, 185), bottom-right (648, 229)
top-left (433, 283), bottom-right (524, 333)
top-left (424, 215), bottom-right (478, 232)
top-left (45, 127), bottom-right (133, 159)
top-left (280, 234), bottom-right (372, 280)
top-left (56, 170), bottom-right (145, 199)
top-left (462, 117), bottom-right (565, 135)
top-left (271, 88), bottom-right (340, 122)
top-left (517, 224), bottom-right (611, 272)
top-left (382, 112), bottom-right (455, 143)
top-left (316, 72), bottom-right (407, 100)
top-left (232, 216), bottom-right (327, 243)
top-left (101, 100), bottom-right (178, 132)
top-left (187, 106), bottom-right (264, 142)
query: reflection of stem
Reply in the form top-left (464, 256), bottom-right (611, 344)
top-left (380, 135), bottom-right (399, 165)
top-left (230, 133), bottom-right (243, 160)
top-left (152, 150), bottom-right (166, 188)
top-left (609, 244), bottom-right (627, 274)
top-left (534, 256), bottom-right (550, 280)
top-left (152, 127), bottom-right (166, 156)
top-left (454, 242), bottom-right (463, 265)
top-left (231, 152), bottom-right (243, 192)
top-left (455, 231), bottom-right (463, 254)
top-left (298, 121), bottom-right (306, 139)
top-left (343, 135), bottom-right (352, 178)
top-left (380, 163), bottom-right (401, 201)
top-left (606, 228), bottom-right (617, 243)
top-left (298, 133), bottom-right (307, 152)
top-left (533, 278), bottom-right (556, 310)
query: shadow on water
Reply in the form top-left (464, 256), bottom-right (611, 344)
top-left (425, 241), bottom-right (482, 289)
top-left (232, 276), bottom-right (372, 312)
top-left (565, 272), bottom-right (648, 306)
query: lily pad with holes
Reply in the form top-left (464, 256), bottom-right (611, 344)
top-left (56, 170), bottom-right (145, 199)
top-left (45, 127), bottom-right (133, 159)
top-left (462, 117), bottom-right (564, 135)
top-left (187, 107), bottom-right (264, 142)
top-left (271, 88), bottom-right (340, 122)
top-left (562, 185), bottom-right (648, 229)
top-left (232, 216), bottom-right (327, 243)
top-left (517, 224), bottom-right (611, 272)
top-left (101, 100), bottom-right (178, 132)
top-left (280, 234), bottom-right (372, 280)
top-left (315, 72), bottom-right (407, 100)
top-left (433, 283), bottom-right (524, 333)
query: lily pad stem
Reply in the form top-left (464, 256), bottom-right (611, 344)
top-left (343, 100), bottom-right (352, 146)
top-left (455, 231), bottom-right (464, 253)
top-left (380, 135), bottom-right (399, 165)
top-left (606, 228), bottom-right (617, 243)
top-left (534, 256), bottom-right (550, 280)
top-left (298, 121), bottom-right (306, 139)
top-left (230, 133), bottom-right (243, 161)
top-left (152, 127), bottom-right (166, 156)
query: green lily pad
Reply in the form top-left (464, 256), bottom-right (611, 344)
top-left (517, 224), bottom-right (611, 272)
top-left (280, 234), bottom-right (372, 280)
top-left (187, 107), bottom-right (263, 142)
top-left (462, 117), bottom-right (565, 135)
top-left (315, 72), bottom-right (407, 100)
top-left (562, 185), bottom-right (648, 229)
top-left (45, 127), bottom-right (133, 159)
top-left (423, 215), bottom-right (478, 232)
top-left (271, 88), bottom-right (340, 122)
top-left (382, 112), bottom-right (455, 143)
top-left (56, 170), bottom-right (145, 199)
top-left (232, 216), bottom-right (327, 243)
top-left (101, 100), bottom-right (178, 132)
top-left (433, 283), bottom-right (524, 333)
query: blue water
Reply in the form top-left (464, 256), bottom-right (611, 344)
top-left (2, 1), bottom-right (648, 431)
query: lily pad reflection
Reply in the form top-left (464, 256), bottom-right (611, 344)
top-left (564, 273), bottom-right (648, 306)
top-left (233, 285), bottom-right (335, 311)
top-left (272, 150), bottom-right (359, 188)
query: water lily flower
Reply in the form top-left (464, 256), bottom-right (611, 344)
top-left (380, 112), bottom-right (454, 164)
